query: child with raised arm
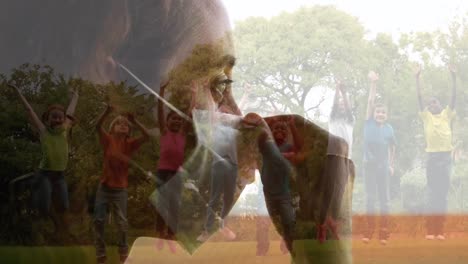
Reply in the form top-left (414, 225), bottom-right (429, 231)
top-left (242, 113), bottom-right (301, 254)
top-left (153, 80), bottom-right (194, 253)
top-left (415, 65), bottom-right (457, 241)
top-left (255, 115), bottom-right (302, 256)
top-left (316, 80), bottom-right (356, 243)
top-left (362, 71), bottom-right (396, 245)
top-left (94, 105), bottom-right (149, 264)
top-left (9, 83), bottom-right (78, 237)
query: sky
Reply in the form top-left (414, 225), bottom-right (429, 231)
top-left (222, 0), bottom-right (468, 38)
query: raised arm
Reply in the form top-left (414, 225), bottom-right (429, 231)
top-left (388, 144), bottom-right (396, 176)
top-left (337, 81), bottom-right (354, 122)
top-left (366, 71), bottom-right (379, 120)
top-left (157, 81), bottom-right (169, 133)
top-left (449, 64), bottom-right (457, 110)
top-left (8, 83), bottom-right (46, 134)
top-left (288, 115), bottom-right (303, 152)
top-left (415, 65), bottom-right (424, 111)
top-left (65, 87), bottom-right (79, 127)
top-left (96, 104), bottom-right (113, 136)
top-left (127, 113), bottom-right (150, 143)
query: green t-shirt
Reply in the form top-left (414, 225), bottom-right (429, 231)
top-left (39, 126), bottom-right (69, 171)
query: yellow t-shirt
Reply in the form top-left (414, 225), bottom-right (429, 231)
top-left (419, 107), bottom-right (456, 152)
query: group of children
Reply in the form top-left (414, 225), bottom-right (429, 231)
top-left (328, 66), bottom-right (457, 245)
top-left (9, 62), bottom-right (457, 264)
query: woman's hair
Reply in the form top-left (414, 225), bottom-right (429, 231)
top-left (0, 0), bottom-right (232, 90)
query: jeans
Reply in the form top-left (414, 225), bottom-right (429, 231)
top-left (155, 170), bottom-right (182, 239)
top-left (426, 152), bottom-right (452, 235)
top-left (205, 160), bottom-right (237, 231)
top-left (265, 194), bottom-right (296, 253)
top-left (32, 170), bottom-right (69, 215)
top-left (93, 184), bottom-right (128, 258)
top-left (364, 161), bottom-right (389, 237)
top-left (319, 155), bottom-right (352, 224)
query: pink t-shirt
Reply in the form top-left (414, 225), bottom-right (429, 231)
top-left (157, 131), bottom-right (186, 171)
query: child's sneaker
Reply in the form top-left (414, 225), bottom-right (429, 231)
top-left (155, 238), bottom-right (164, 250)
top-left (97, 256), bottom-right (107, 264)
top-left (220, 226), bottom-right (236, 240)
top-left (119, 254), bottom-right (128, 264)
top-left (425, 234), bottom-right (435, 240)
top-left (196, 231), bottom-right (210, 242)
top-left (326, 217), bottom-right (340, 240)
top-left (378, 228), bottom-right (389, 243)
top-left (436, 234), bottom-right (446, 241)
top-left (316, 224), bottom-right (327, 243)
top-left (167, 240), bottom-right (177, 253)
top-left (280, 239), bottom-right (289, 254)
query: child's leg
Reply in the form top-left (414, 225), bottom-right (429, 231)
top-left (205, 161), bottom-right (225, 232)
top-left (111, 189), bottom-right (129, 259)
top-left (376, 165), bottom-right (389, 239)
top-left (167, 173), bottom-right (183, 239)
top-left (50, 172), bottom-right (70, 235)
top-left (277, 199), bottom-right (295, 253)
top-left (265, 197), bottom-right (295, 253)
top-left (221, 162), bottom-right (237, 224)
top-left (256, 216), bottom-right (271, 255)
top-left (427, 152), bottom-right (451, 235)
top-left (93, 184), bottom-right (110, 260)
top-left (364, 163), bottom-right (377, 238)
top-left (155, 171), bottom-right (170, 238)
top-left (32, 170), bottom-right (52, 217)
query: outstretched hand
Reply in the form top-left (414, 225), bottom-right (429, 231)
top-left (448, 64), bottom-right (457, 75)
top-left (7, 83), bottom-right (19, 91)
top-left (414, 64), bottom-right (422, 78)
top-left (105, 104), bottom-right (115, 113)
top-left (368, 71), bottom-right (379, 82)
top-left (126, 112), bottom-right (136, 123)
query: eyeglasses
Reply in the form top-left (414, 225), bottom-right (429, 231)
top-left (213, 79), bottom-right (233, 94)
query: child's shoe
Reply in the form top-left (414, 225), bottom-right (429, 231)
top-left (155, 238), bottom-right (164, 250)
top-left (119, 254), bottom-right (128, 264)
top-left (167, 240), bottom-right (177, 254)
top-left (316, 224), bottom-right (327, 243)
top-left (97, 256), bottom-right (107, 264)
top-left (425, 234), bottom-right (435, 240)
top-left (220, 226), bottom-right (236, 240)
top-left (280, 239), bottom-right (289, 254)
top-left (196, 231), bottom-right (210, 242)
top-left (378, 228), bottom-right (389, 245)
top-left (326, 217), bottom-right (340, 240)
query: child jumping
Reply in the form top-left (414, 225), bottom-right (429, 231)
top-left (257, 115), bottom-right (301, 255)
top-left (9, 83), bottom-right (78, 238)
top-left (94, 104), bottom-right (149, 264)
top-left (153, 80), bottom-right (194, 253)
top-left (362, 71), bottom-right (396, 245)
top-left (415, 65), bottom-right (457, 240)
top-left (316, 80), bottom-right (356, 243)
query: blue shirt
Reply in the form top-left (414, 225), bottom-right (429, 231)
top-left (363, 119), bottom-right (396, 164)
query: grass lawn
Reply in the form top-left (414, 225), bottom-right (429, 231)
top-left (1, 237), bottom-right (468, 264)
